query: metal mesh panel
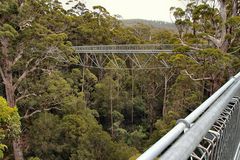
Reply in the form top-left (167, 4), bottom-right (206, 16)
top-left (189, 97), bottom-right (240, 160)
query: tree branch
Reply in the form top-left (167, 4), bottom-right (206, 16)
top-left (22, 107), bottom-right (62, 119)
top-left (232, 0), bottom-right (238, 16)
top-left (12, 51), bottom-right (23, 66)
top-left (219, 0), bottom-right (227, 44)
top-left (206, 35), bottom-right (221, 48)
top-left (13, 45), bottom-right (64, 90)
top-left (13, 55), bottom-right (49, 90)
top-left (16, 93), bottom-right (37, 103)
top-left (182, 69), bottom-right (211, 81)
top-left (13, 65), bottom-right (37, 91)
top-left (12, 45), bottom-right (24, 66)
top-left (0, 66), bottom-right (6, 82)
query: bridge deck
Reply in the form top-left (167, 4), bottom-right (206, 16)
top-left (73, 44), bottom-right (177, 54)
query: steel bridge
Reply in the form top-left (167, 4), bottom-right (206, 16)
top-left (73, 44), bottom-right (184, 69)
top-left (73, 44), bottom-right (176, 54)
top-left (73, 44), bottom-right (240, 159)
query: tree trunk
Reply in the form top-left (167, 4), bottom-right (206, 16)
top-left (232, 0), bottom-right (238, 16)
top-left (131, 69), bottom-right (134, 124)
top-left (1, 39), bottom-right (24, 160)
top-left (13, 139), bottom-right (24, 160)
top-left (82, 68), bottom-right (85, 92)
top-left (149, 103), bottom-right (153, 134)
top-left (220, 41), bottom-right (229, 53)
top-left (98, 55), bottom-right (104, 80)
top-left (5, 77), bottom-right (24, 160)
top-left (110, 78), bottom-right (114, 137)
top-left (5, 78), bottom-right (15, 107)
top-left (162, 76), bottom-right (168, 117)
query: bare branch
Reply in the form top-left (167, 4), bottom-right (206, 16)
top-left (13, 55), bottom-right (49, 90)
top-left (0, 66), bottom-right (6, 82)
top-left (187, 53), bottom-right (200, 64)
top-left (168, 72), bottom-right (175, 81)
top-left (13, 65), bottom-right (37, 91)
top-left (230, 32), bottom-right (237, 45)
top-left (160, 60), bottom-right (170, 68)
top-left (219, 0), bottom-right (227, 46)
top-left (182, 69), bottom-right (211, 81)
top-left (25, 58), bottom-right (34, 68)
top-left (16, 93), bottom-right (37, 102)
top-left (13, 46), bottom-right (65, 90)
top-left (206, 35), bottom-right (221, 48)
top-left (22, 107), bottom-right (61, 119)
top-left (12, 48), bottom-right (24, 66)
top-left (232, 0), bottom-right (238, 16)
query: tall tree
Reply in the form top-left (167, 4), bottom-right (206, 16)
top-left (0, 0), bottom-right (72, 159)
top-left (171, 0), bottom-right (240, 52)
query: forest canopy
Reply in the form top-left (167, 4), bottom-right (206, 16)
top-left (0, 0), bottom-right (240, 160)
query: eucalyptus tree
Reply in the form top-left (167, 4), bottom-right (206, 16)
top-left (0, 0), bottom-right (72, 159)
top-left (92, 58), bottom-right (130, 137)
top-left (171, 0), bottom-right (240, 52)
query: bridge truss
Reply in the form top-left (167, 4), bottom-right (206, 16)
top-left (73, 44), bottom-right (183, 70)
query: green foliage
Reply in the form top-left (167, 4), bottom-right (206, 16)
top-left (148, 111), bottom-right (180, 146)
top-left (0, 97), bottom-right (20, 157)
top-left (152, 29), bottom-right (179, 44)
top-left (171, 0), bottom-right (240, 52)
top-left (127, 126), bottom-right (147, 150)
top-left (198, 48), bottom-right (232, 73)
top-left (168, 74), bottom-right (202, 114)
top-left (21, 70), bottom-right (138, 160)
top-left (129, 154), bottom-right (141, 160)
top-left (0, 97), bottom-right (21, 139)
top-left (0, 144), bottom-right (7, 159)
top-left (28, 110), bottom-right (138, 160)
top-left (227, 16), bottom-right (240, 32)
top-left (27, 157), bottom-right (41, 160)
top-left (0, 23), bottom-right (18, 39)
top-left (173, 46), bottom-right (190, 53)
top-left (1, 0), bottom-right (239, 159)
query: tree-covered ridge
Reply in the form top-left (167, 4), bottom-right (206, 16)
top-left (122, 19), bottom-right (177, 30)
top-left (0, 0), bottom-right (240, 160)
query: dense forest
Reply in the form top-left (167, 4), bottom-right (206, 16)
top-left (0, 0), bottom-right (240, 160)
top-left (122, 19), bottom-right (176, 30)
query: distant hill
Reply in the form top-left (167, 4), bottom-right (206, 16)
top-left (122, 19), bottom-right (176, 30)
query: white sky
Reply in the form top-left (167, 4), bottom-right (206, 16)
top-left (61, 0), bottom-right (186, 22)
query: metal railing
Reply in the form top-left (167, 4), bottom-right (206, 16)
top-left (73, 44), bottom-right (210, 54)
top-left (188, 97), bottom-right (240, 160)
top-left (137, 72), bottom-right (240, 160)
top-left (73, 44), bottom-right (177, 54)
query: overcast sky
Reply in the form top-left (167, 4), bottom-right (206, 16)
top-left (62, 0), bottom-right (185, 22)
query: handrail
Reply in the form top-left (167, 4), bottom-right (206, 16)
top-left (137, 72), bottom-right (240, 160)
top-left (73, 44), bottom-right (209, 54)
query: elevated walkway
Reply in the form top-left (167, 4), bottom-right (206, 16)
top-left (137, 72), bottom-right (240, 160)
top-left (73, 44), bottom-right (176, 54)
